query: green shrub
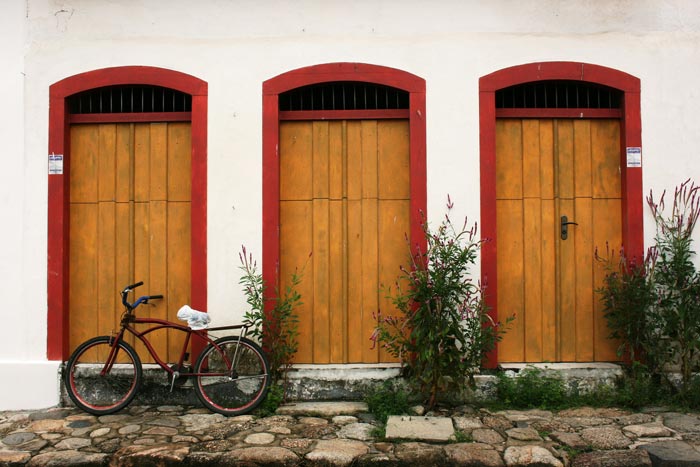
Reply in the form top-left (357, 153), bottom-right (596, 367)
top-left (372, 198), bottom-right (511, 409)
top-left (256, 383), bottom-right (285, 417)
top-left (597, 180), bottom-right (700, 393)
top-left (674, 376), bottom-right (700, 408)
top-left (647, 180), bottom-right (700, 390)
top-left (239, 246), bottom-right (303, 386)
top-left (495, 367), bottom-right (567, 409)
top-left (596, 246), bottom-right (662, 373)
top-left (365, 381), bottom-right (410, 424)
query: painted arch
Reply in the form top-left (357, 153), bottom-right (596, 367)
top-left (47, 66), bottom-right (208, 360)
top-left (262, 63), bottom-right (427, 302)
top-left (479, 61), bottom-right (642, 366)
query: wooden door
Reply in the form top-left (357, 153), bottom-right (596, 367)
top-left (69, 122), bottom-right (191, 363)
top-left (279, 120), bottom-right (409, 364)
top-left (496, 119), bottom-right (621, 362)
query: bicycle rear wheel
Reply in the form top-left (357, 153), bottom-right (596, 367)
top-left (64, 336), bottom-right (142, 415)
top-left (193, 336), bottom-right (270, 416)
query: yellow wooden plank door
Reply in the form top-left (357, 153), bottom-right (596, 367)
top-left (279, 120), bottom-right (410, 364)
top-left (496, 119), bottom-right (621, 362)
top-left (69, 122), bottom-right (191, 363)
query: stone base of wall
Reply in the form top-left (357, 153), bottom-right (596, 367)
top-left (58, 362), bottom-right (630, 408)
top-left (285, 362), bottom-right (626, 403)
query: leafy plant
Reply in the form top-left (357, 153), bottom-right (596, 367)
top-left (372, 197), bottom-right (511, 409)
top-left (595, 245), bottom-right (664, 374)
top-left (611, 362), bottom-right (670, 409)
top-left (647, 179), bottom-right (700, 390)
top-left (452, 430), bottom-right (472, 443)
top-left (365, 381), bottom-right (410, 424)
top-left (597, 180), bottom-right (700, 396)
top-left (239, 246), bottom-right (303, 387)
top-left (256, 383), bottom-right (285, 417)
top-left (495, 367), bottom-right (567, 409)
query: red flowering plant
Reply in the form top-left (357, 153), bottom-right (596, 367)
top-left (372, 197), bottom-right (511, 409)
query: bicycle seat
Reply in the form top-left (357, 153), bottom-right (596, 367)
top-left (176, 305), bottom-right (211, 330)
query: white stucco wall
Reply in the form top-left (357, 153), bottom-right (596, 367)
top-left (0, 0), bottom-right (62, 409)
top-left (3, 0), bottom-right (700, 409)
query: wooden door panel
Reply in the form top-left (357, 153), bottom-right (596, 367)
top-left (592, 120), bottom-right (622, 198)
top-left (280, 122), bottom-right (313, 201)
top-left (556, 120), bottom-right (575, 200)
top-left (557, 196), bottom-right (577, 362)
top-left (279, 200), bottom-right (314, 362)
top-left (378, 122), bottom-right (410, 199)
top-left (523, 197), bottom-right (543, 362)
top-left (312, 197), bottom-right (331, 363)
top-left (593, 198), bottom-right (623, 360)
top-left (574, 196), bottom-right (594, 361)
top-left (329, 200), bottom-right (347, 363)
top-left (497, 118), bottom-right (621, 362)
top-left (167, 202), bottom-right (191, 360)
top-left (541, 198), bottom-right (557, 361)
top-left (69, 203), bottom-right (98, 349)
top-left (496, 198), bottom-right (525, 362)
top-left (69, 123), bottom-right (191, 363)
top-left (97, 202), bottom-right (117, 338)
top-left (280, 120), bottom-right (409, 364)
top-left (378, 199), bottom-right (410, 363)
top-left (522, 120), bottom-right (542, 199)
top-left (495, 119), bottom-right (523, 200)
top-left (346, 198), bottom-right (364, 363)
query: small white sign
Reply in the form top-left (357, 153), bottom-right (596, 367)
top-left (626, 147), bottom-right (642, 168)
top-left (49, 154), bottom-right (63, 175)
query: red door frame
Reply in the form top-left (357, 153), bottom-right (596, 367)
top-left (47, 66), bottom-right (208, 361)
top-left (262, 62), bottom-right (427, 319)
top-left (479, 61), bottom-right (642, 367)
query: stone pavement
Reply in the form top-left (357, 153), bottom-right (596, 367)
top-left (2, 402), bottom-right (700, 466)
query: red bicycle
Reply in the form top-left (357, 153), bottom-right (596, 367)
top-left (63, 282), bottom-right (270, 416)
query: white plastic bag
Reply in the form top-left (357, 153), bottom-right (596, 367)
top-left (176, 305), bottom-right (211, 330)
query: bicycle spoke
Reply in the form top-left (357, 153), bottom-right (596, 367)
top-left (64, 337), bottom-right (141, 415)
top-left (193, 337), bottom-right (270, 415)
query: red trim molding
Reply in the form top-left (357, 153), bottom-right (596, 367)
top-left (279, 109), bottom-right (409, 121)
top-left (69, 112), bottom-right (192, 124)
top-left (47, 66), bottom-right (208, 361)
top-left (496, 108), bottom-right (622, 119)
top-left (479, 62), bottom-right (642, 367)
top-left (262, 62), bottom-right (427, 331)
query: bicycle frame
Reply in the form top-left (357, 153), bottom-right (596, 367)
top-left (106, 316), bottom-right (250, 380)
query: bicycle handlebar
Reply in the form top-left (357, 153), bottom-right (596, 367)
top-left (121, 282), bottom-right (162, 311)
top-left (122, 281), bottom-right (144, 293)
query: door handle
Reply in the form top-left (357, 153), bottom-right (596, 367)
top-left (561, 215), bottom-right (578, 240)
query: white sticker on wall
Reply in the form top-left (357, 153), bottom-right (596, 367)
top-left (626, 147), bottom-right (641, 168)
top-left (49, 154), bottom-right (63, 175)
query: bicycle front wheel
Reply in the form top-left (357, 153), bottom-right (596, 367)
top-left (194, 336), bottom-right (270, 416)
top-left (64, 336), bottom-right (142, 415)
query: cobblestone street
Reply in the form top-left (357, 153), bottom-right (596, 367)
top-left (2, 401), bottom-right (700, 466)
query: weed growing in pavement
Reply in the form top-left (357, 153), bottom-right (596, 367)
top-left (365, 381), bottom-right (411, 425)
top-left (494, 367), bottom-right (567, 410)
top-left (370, 425), bottom-right (386, 439)
top-left (255, 383), bottom-right (285, 417)
top-left (451, 430), bottom-right (472, 443)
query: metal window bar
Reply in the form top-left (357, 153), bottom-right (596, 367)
top-left (496, 80), bottom-right (621, 109)
top-left (68, 85), bottom-right (192, 114)
top-left (279, 82), bottom-right (409, 111)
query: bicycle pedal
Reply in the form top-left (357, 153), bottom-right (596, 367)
top-left (169, 371), bottom-right (179, 393)
top-left (168, 364), bottom-right (191, 389)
